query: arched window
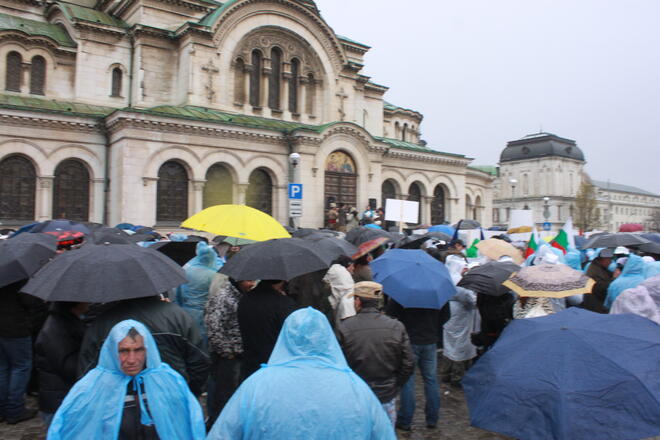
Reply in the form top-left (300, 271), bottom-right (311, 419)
top-left (203, 164), bottom-right (233, 208)
top-left (381, 179), bottom-right (397, 210)
top-left (305, 73), bottom-right (315, 115)
top-left (0, 155), bottom-right (36, 221)
top-left (288, 58), bottom-right (299, 114)
top-left (53, 159), bottom-right (89, 221)
top-left (394, 122), bottom-right (400, 139)
top-left (407, 182), bottom-right (422, 224)
top-left (234, 58), bottom-right (246, 104)
top-left (111, 67), bottom-right (122, 97)
top-left (5, 51), bottom-right (22, 92)
top-left (325, 151), bottom-right (357, 210)
top-left (431, 185), bottom-right (446, 225)
top-left (268, 47), bottom-right (282, 110)
top-left (249, 50), bottom-right (262, 108)
top-left (246, 168), bottom-right (273, 215)
top-left (402, 123), bottom-right (408, 142)
top-left (156, 161), bottom-right (188, 223)
top-left (30, 56), bottom-right (46, 95)
top-left (474, 196), bottom-right (482, 221)
top-left (522, 174), bottom-right (529, 196)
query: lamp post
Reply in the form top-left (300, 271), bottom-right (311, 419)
top-left (288, 152), bottom-right (301, 228)
top-left (509, 178), bottom-right (518, 222)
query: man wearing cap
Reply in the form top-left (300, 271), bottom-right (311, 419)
top-left (335, 281), bottom-right (414, 426)
top-left (583, 248), bottom-right (615, 313)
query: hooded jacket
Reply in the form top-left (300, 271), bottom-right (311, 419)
top-left (207, 308), bottom-right (395, 440)
top-left (605, 254), bottom-right (646, 309)
top-left (610, 275), bottom-right (660, 324)
top-left (48, 320), bottom-right (205, 439)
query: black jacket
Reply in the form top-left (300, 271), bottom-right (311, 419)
top-left (78, 297), bottom-right (209, 395)
top-left (385, 299), bottom-right (450, 346)
top-left (336, 307), bottom-right (414, 402)
top-left (583, 262), bottom-right (612, 313)
top-left (0, 280), bottom-right (45, 338)
top-left (35, 303), bottom-right (85, 413)
top-left (237, 283), bottom-right (296, 377)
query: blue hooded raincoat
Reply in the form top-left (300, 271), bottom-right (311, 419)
top-left (207, 307), bottom-right (395, 440)
top-left (604, 254), bottom-right (646, 309)
top-left (48, 320), bottom-right (206, 440)
top-left (176, 241), bottom-right (218, 344)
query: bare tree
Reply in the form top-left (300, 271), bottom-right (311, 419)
top-left (573, 173), bottom-right (600, 232)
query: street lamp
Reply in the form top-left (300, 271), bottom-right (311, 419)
top-left (288, 152), bottom-right (301, 228)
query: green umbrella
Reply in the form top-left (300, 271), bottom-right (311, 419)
top-left (223, 236), bottom-right (256, 246)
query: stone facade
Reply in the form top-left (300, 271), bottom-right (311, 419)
top-left (0, 0), bottom-right (493, 228)
top-left (491, 132), bottom-right (660, 231)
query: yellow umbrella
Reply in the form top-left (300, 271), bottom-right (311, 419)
top-left (181, 204), bottom-right (291, 242)
top-left (507, 226), bottom-right (532, 234)
top-left (475, 238), bottom-right (524, 265)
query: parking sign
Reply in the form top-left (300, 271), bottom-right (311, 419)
top-left (288, 183), bottom-right (302, 200)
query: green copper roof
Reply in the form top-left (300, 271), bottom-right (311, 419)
top-left (199, 0), bottom-right (237, 26)
top-left (375, 136), bottom-right (466, 158)
top-left (469, 165), bottom-right (498, 176)
top-left (336, 34), bottom-right (370, 48)
top-left (383, 101), bottom-right (421, 115)
top-left (57, 2), bottom-right (128, 28)
top-left (0, 94), bottom-right (115, 117)
top-left (0, 12), bottom-right (76, 47)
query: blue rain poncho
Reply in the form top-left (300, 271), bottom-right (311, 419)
top-left (604, 254), bottom-right (646, 309)
top-left (207, 307), bottom-right (395, 440)
top-left (176, 241), bottom-right (218, 344)
top-left (48, 319), bottom-right (205, 439)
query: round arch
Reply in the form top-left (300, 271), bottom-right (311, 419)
top-left (47, 144), bottom-right (103, 178)
top-left (203, 163), bottom-right (234, 208)
top-left (0, 154), bottom-right (37, 221)
top-left (0, 139), bottom-right (47, 175)
top-left (143, 146), bottom-right (201, 181)
top-left (52, 158), bottom-right (90, 221)
top-left (246, 167), bottom-right (274, 215)
top-left (156, 160), bottom-right (190, 224)
top-left (431, 183), bottom-right (449, 225)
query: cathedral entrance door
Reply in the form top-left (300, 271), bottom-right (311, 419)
top-left (324, 150), bottom-right (357, 210)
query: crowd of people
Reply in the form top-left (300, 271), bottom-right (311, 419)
top-left (0, 219), bottom-right (658, 439)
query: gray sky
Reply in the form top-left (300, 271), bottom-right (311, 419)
top-left (315, 0), bottom-right (660, 194)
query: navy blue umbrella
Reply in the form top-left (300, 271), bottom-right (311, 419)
top-left (30, 219), bottom-right (91, 235)
top-left (463, 308), bottom-right (660, 440)
top-left (370, 249), bottom-right (456, 309)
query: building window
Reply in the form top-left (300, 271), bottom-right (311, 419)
top-left (156, 161), bottom-right (188, 223)
top-left (305, 73), bottom-right (315, 115)
top-left (30, 56), bottom-right (46, 95)
top-left (53, 159), bottom-right (90, 221)
top-left (249, 50), bottom-right (262, 108)
top-left (381, 179), bottom-right (397, 211)
top-left (402, 123), bottom-right (408, 142)
top-left (289, 58), bottom-right (299, 114)
top-left (246, 168), bottom-right (273, 215)
top-left (5, 51), bottom-right (22, 92)
top-left (203, 163), bottom-right (233, 208)
top-left (111, 67), bottom-right (122, 97)
top-left (431, 185), bottom-right (446, 225)
top-left (407, 182), bottom-right (422, 224)
top-left (268, 47), bottom-right (282, 110)
top-left (0, 155), bottom-right (36, 221)
top-left (234, 58), bottom-right (246, 104)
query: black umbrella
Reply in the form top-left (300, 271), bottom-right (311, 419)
top-left (640, 233), bottom-right (660, 244)
top-left (453, 219), bottom-right (481, 230)
top-left (220, 238), bottom-right (330, 281)
top-left (127, 233), bottom-right (158, 243)
top-left (0, 233), bottom-right (57, 288)
top-left (21, 243), bottom-right (186, 303)
top-left (636, 241), bottom-right (660, 255)
top-left (150, 241), bottom-right (198, 266)
top-left (345, 227), bottom-right (395, 246)
top-left (292, 228), bottom-right (336, 240)
top-left (88, 227), bottom-right (133, 245)
top-left (581, 233), bottom-right (649, 249)
top-left (29, 219), bottom-right (91, 235)
top-left (305, 237), bottom-right (358, 264)
top-left (458, 261), bottom-right (520, 297)
top-left (397, 231), bottom-right (452, 249)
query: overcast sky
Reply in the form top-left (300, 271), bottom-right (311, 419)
top-left (315, 0), bottom-right (660, 195)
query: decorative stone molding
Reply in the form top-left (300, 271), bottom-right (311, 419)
top-left (192, 180), bottom-right (206, 191)
top-left (38, 176), bottom-right (54, 189)
top-left (142, 177), bottom-right (158, 186)
top-left (321, 125), bottom-right (372, 148)
top-left (0, 112), bottom-right (101, 132)
top-left (0, 33), bottom-right (77, 58)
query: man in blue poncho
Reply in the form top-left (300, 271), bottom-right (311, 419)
top-left (604, 253), bottom-right (646, 309)
top-left (48, 320), bottom-right (206, 440)
top-left (207, 307), bottom-right (396, 440)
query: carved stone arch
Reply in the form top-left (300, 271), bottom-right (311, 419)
top-left (211, 0), bottom-right (347, 73)
top-left (0, 139), bottom-right (47, 175)
top-left (142, 146), bottom-right (201, 180)
top-left (429, 175), bottom-right (458, 200)
top-left (381, 168), bottom-right (406, 190)
top-left (46, 144), bottom-right (102, 178)
top-left (52, 158), bottom-right (91, 221)
top-left (404, 172), bottom-right (431, 194)
top-left (241, 154), bottom-right (285, 185)
top-left (200, 149), bottom-right (245, 175)
top-left (156, 160), bottom-right (190, 224)
top-left (0, 153), bottom-right (37, 221)
top-left (315, 132), bottom-right (370, 177)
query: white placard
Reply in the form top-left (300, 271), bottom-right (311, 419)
top-left (384, 198), bottom-right (419, 223)
top-left (508, 209), bottom-right (534, 229)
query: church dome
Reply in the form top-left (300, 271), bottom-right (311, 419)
top-left (500, 132), bottom-right (585, 163)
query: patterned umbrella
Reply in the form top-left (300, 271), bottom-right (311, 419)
top-left (475, 238), bottom-right (524, 264)
top-left (502, 264), bottom-right (595, 298)
top-left (351, 236), bottom-right (389, 259)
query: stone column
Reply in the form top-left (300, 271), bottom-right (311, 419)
top-left (91, 178), bottom-right (105, 223)
top-left (192, 180), bottom-right (206, 214)
top-left (422, 195), bottom-right (433, 226)
top-left (237, 183), bottom-right (250, 205)
top-left (36, 176), bottom-right (54, 221)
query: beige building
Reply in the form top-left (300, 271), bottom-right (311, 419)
top-left (490, 132), bottom-right (660, 232)
top-left (0, 0), bottom-right (493, 229)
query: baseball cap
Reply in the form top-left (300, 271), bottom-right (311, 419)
top-left (351, 281), bottom-right (383, 299)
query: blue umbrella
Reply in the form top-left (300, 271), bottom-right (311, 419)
top-left (428, 224), bottom-right (456, 236)
top-left (370, 249), bottom-right (456, 309)
top-left (462, 308), bottom-right (660, 440)
top-left (29, 219), bottom-right (91, 235)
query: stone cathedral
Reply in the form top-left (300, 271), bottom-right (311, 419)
top-left (0, 0), bottom-right (493, 228)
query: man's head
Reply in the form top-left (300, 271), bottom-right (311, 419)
top-left (118, 327), bottom-right (147, 376)
top-left (451, 239), bottom-right (466, 251)
top-left (238, 280), bottom-right (256, 292)
top-left (595, 248), bottom-right (614, 268)
top-left (352, 281), bottom-right (383, 311)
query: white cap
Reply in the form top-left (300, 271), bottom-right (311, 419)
top-left (614, 246), bottom-right (630, 255)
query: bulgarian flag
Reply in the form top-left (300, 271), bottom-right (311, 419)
top-left (524, 228), bottom-right (540, 259)
top-left (551, 217), bottom-right (576, 254)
